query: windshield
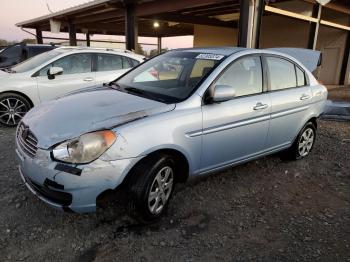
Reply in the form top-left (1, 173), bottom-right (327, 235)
top-left (11, 50), bottom-right (62, 73)
top-left (117, 51), bottom-right (224, 103)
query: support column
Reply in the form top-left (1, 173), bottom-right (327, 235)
top-left (238, 0), bottom-right (250, 47)
top-left (157, 37), bottom-right (162, 54)
top-left (68, 21), bottom-right (77, 46)
top-left (340, 31), bottom-right (350, 85)
top-left (86, 33), bottom-right (91, 47)
top-left (251, 0), bottom-right (264, 48)
top-left (307, 4), bottom-right (319, 49)
top-left (36, 29), bottom-right (43, 44)
top-left (307, 4), bottom-right (322, 50)
top-left (125, 3), bottom-right (138, 51)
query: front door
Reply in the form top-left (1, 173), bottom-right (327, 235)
top-left (35, 53), bottom-right (95, 102)
top-left (200, 55), bottom-right (271, 172)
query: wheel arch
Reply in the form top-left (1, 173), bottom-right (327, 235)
top-left (121, 148), bottom-right (190, 189)
top-left (0, 90), bottom-right (34, 108)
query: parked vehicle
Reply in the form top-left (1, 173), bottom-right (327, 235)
top-left (16, 47), bottom-right (327, 222)
top-left (0, 47), bottom-right (145, 126)
top-left (0, 43), bottom-right (56, 69)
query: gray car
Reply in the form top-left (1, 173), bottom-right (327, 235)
top-left (16, 47), bottom-right (327, 222)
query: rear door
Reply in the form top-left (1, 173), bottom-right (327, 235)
top-left (200, 55), bottom-right (271, 172)
top-left (94, 53), bottom-right (134, 84)
top-left (264, 55), bottom-right (312, 149)
top-left (35, 53), bottom-right (95, 102)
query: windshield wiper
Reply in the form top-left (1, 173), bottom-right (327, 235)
top-left (1, 68), bottom-right (15, 73)
top-left (124, 87), bottom-right (168, 103)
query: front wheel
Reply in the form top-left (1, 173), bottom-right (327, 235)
top-left (128, 155), bottom-right (176, 223)
top-left (0, 93), bottom-right (31, 127)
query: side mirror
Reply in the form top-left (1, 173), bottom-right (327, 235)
top-left (212, 85), bottom-right (236, 103)
top-left (48, 66), bottom-right (63, 79)
top-left (0, 56), bottom-right (7, 62)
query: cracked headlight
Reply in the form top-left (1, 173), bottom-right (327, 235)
top-left (52, 130), bottom-right (116, 164)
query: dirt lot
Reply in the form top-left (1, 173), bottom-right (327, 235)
top-left (0, 120), bottom-right (349, 262)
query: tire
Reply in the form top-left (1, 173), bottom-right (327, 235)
top-left (0, 93), bottom-right (31, 127)
top-left (128, 154), bottom-right (176, 223)
top-left (283, 122), bottom-right (316, 160)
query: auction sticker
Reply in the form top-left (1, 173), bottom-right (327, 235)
top-left (196, 53), bottom-right (225, 60)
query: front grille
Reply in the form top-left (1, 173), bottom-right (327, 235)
top-left (17, 123), bottom-right (38, 158)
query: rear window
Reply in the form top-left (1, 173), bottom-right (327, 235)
top-left (267, 57), bottom-right (297, 91)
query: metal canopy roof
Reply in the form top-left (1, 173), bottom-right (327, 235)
top-left (16, 0), bottom-right (239, 37)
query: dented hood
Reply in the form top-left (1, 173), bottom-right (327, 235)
top-left (23, 87), bottom-right (175, 149)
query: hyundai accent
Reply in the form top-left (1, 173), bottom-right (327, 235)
top-left (16, 47), bottom-right (327, 222)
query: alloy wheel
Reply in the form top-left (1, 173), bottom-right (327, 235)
top-left (148, 166), bottom-right (174, 215)
top-left (298, 127), bottom-right (315, 157)
top-left (0, 98), bottom-right (28, 126)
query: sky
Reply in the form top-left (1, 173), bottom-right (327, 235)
top-left (0, 0), bottom-right (193, 50)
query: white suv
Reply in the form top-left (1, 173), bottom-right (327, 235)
top-left (0, 47), bottom-right (145, 126)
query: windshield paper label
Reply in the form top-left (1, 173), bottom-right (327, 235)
top-left (196, 53), bottom-right (225, 60)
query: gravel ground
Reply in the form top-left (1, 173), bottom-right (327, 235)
top-left (0, 120), bottom-right (349, 262)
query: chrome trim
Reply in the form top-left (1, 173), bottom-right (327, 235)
top-left (271, 105), bottom-right (309, 119)
top-left (186, 114), bottom-right (270, 138)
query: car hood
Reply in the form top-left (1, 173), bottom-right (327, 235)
top-left (0, 70), bottom-right (9, 76)
top-left (22, 86), bottom-right (175, 149)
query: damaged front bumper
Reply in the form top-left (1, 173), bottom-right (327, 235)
top-left (16, 142), bottom-right (142, 213)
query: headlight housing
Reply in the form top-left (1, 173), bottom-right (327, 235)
top-left (52, 130), bottom-right (116, 164)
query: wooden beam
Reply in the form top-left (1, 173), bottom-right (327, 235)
top-left (135, 0), bottom-right (233, 17)
top-left (264, 5), bottom-right (318, 23)
top-left (143, 13), bottom-right (235, 28)
top-left (320, 19), bottom-right (350, 31)
top-left (74, 10), bottom-right (123, 24)
top-left (302, 0), bottom-right (350, 15)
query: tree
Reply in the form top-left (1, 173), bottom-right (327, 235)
top-left (21, 38), bottom-right (36, 44)
top-left (134, 43), bottom-right (146, 56)
top-left (149, 48), bottom-right (169, 57)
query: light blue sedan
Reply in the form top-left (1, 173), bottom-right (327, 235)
top-left (16, 47), bottom-right (327, 222)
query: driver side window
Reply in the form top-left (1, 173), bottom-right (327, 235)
top-left (216, 56), bottom-right (263, 98)
top-left (38, 54), bottom-right (92, 76)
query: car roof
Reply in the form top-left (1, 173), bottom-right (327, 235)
top-left (171, 47), bottom-right (247, 56)
top-left (50, 46), bottom-right (145, 61)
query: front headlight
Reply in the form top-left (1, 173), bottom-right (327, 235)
top-left (52, 130), bottom-right (117, 164)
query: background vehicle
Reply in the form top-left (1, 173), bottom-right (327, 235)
top-left (16, 47), bottom-right (327, 222)
top-left (0, 47), bottom-right (145, 126)
top-left (0, 43), bottom-right (56, 69)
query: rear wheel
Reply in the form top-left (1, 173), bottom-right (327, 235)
top-left (128, 154), bottom-right (176, 223)
top-left (0, 93), bottom-right (31, 127)
top-left (283, 122), bottom-right (316, 160)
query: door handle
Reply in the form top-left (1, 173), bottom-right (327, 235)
top-left (300, 94), bottom-right (311, 100)
top-left (253, 102), bottom-right (268, 110)
top-left (83, 77), bottom-right (94, 82)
